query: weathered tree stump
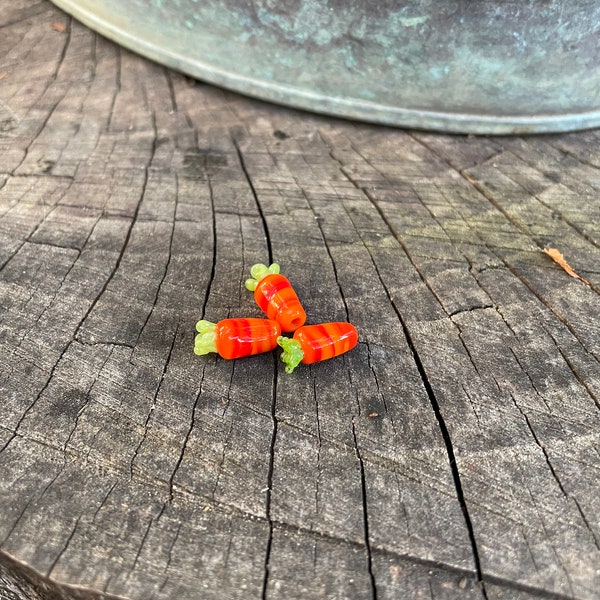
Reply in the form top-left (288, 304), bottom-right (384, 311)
top-left (1, 2), bottom-right (599, 599)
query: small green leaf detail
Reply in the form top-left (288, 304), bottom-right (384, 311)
top-left (277, 336), bottom-right (304, 374)
top-left (194, 320), bottom-right (218, 355)
top-left (245, 263), bottom-right (280, 291)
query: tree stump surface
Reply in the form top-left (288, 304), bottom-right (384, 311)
top-left (1, 2), bottom-right (599, 599)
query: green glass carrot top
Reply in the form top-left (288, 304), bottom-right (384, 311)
top-left (245, 263), bottom-right (307, 333)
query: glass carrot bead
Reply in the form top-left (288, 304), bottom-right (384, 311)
top-left (194, 318), bottom-right (281, 359)
top-left (245, 263), bottom-right (307, 333)
top-left (277, 322), bottom-right (358, 373)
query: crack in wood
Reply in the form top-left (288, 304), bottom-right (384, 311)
top-left (351, 418), bottom-right (377, 600)
top-left (513, 449), bottom-right (577, 599)
top-left (0, 334), bottom-right (74, 455)
top-left (476, 215), bottom-right (597, 364)
top-left (322, 143), bottom-right (502, 592)
top-left (130, 517), bottom-right (153, 574)
top-left (509, 393), bottom-right (568, 498)
top-left (260, 360), bottom-right (278, 600)
top-left (66, 126), bottom-right (159, 350)
top-left (295, 181), bottom-right (351, 322)
top-left (451, 320), bottom-right (487, 382)
top-left (197, 176), bottom-right (217, 321)
top-left (62, 390), bottom-right (94, 455)
top-left (366, 342), bottom-right (396, 432)
top-left (232, 136), bottom-right (273, 266)
top-left (507, 355), bottom-right (600, 554)
top-left (535, 194), bottom-right (599, 252)
top-left (460, 383), bottom-right (483, 431)
top-left (313, 379), bottom-right (323, 521)
top-left (162, 75), bottom-right (178, 120)
top-left (490, 302), bottom-right (520, 338)
top-left (167, 371), bottom-right (204, 504)
top-left (129, 171), bottom-right (177, 354)
top-left (540, 324), bottom-right (600, 411)
top-left (211, 406), bottom-right (235, 501)
top-left (508, 348), bottom-right (558, 418)
top-left (409, 133), bottom-right (505, 172)
top-left (46, 515), bottom-right (81, 579)
top-left (571, 497), bottom-right (600, 552)
top-left (448, 304), bottom-right (495, 318)
top-left (12, 17), bottom-right (73, 177)
top-left (106, 48), bottom-right (122, 134)
top-left (129, 324), bottom-right (179, 479)
top-left (163, 521), bottom-right (181, 576)
top-left (545, 140), bottom-right (600, 172)
top-left (92, 481), bottom-right (118, 524)
top-left (1, 490), bottom-right (39, 549)
top-left (395, 319), bottom-right (489, 598)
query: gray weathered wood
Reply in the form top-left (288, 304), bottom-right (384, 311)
top-left (0, 550), bottom-right (118, 600)
top-left (1, 2), bottom-right (599, 599)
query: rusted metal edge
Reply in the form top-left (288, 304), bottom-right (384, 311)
top-left (50, 0), bottom-right (600, 135)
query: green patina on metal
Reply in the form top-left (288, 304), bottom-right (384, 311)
top-left (50, 0), bottom-right (600, 134)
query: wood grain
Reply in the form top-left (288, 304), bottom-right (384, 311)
top-left (1, 2), bottom-right (599, 599)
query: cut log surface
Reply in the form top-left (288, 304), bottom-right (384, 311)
top-left (1, 2), bottom-right (599, 600)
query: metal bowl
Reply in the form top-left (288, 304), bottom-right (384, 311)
top-left (50, 0), bottom-right (600, 134)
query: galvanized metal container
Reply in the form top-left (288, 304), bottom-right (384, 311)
top-left (51, 0), bottom-right (600, 134)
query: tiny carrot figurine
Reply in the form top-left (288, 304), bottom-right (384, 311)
top-left (245, 263), bottom-right (306, 332)
top-left (277, 322), bottom-right (358, 373)
top-left (194, 318), bottom-right (281, 359)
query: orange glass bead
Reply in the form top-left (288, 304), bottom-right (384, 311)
top-left (277, 322), bottom-right (358, 373)
top-left (245, 263), bottom-right (306, 332)
top-left (194, 318), bottom-right (281, 359)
